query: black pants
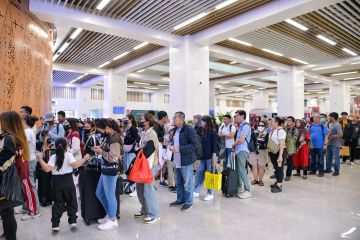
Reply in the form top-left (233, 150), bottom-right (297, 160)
top-left (286, 155), bottom-right (294, 177)
top-left (350, 143), bottom-right (360, 161)
top-left (51, 173), bottom-right (78, 228)
top-left (296, 168), bottom-right (308, 175)
top-left (269, 151), bottom-right (286, 183)
top-left (0, 208), bottom-right (17, 240)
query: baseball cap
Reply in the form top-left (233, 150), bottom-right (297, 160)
top-left (44, 112), bottom-right (54, 122)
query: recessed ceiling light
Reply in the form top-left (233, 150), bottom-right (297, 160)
top-left (230, 61), bottom-right (237, 64)
top-left (312, 65), bottom-right (342, 71)
top-left (174, 12), bottom-right (208, 30)
top-left (290, 58), bottom-right (309, 64)
top-left (344, 77), bottom-right (360, 80)
top-left (342, 48), bottom-right (358, 56)
top-left (215, 0), bottom-right (237, 9)
top-left (133, 42), bottom-right (149, 50)
top-left (145, 87), bottom-right (159, 90)
top-left (317, 91), bottom-right (328, 94)
top-left (222, 81), bottom-right (230, 84)
top-left (316, 35), bottom-right (336, 45)
top-left (228, 38), bottom-right (252, 46)
top-left (242, 84), bottom-right (251, 87)
top-left (96, 0), bottom-right (111, 10)
top-left (70, 28), bottom-right (82, 39)
top-left (313, 81), bottom-right (320, 83)
top-left (98, 61), bottom-right (111, 68)
top-left (256, 68), bottom-right (264, 70)
top-left (285, 19), bottom-right (308, 31)
top-left (158, 84), bottom-right (168, 87)
top-left (137, 69), bottom-right (146, 73)
top-left (134, 82), bottom-right (151, 85)
top-left (58, 42), bottom-right (70, 52)
top-left (350, 62), bottom-right (360, 65)
top-left (331, 71), bottom-right (358, 76)
top-left (258, 87), bottom-right (266, 90)
top-left (261, 48), bottom-right (283, 56)
top-left (113, 52), bottom-right (129, 60)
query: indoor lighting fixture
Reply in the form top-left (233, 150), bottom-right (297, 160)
top-left (317, 91), bottom-right (327, 94)
top-left (58, 42), bottom-right (70, 53)
top-left (256, 68), bottom-right (264, 70)
top-left (258, 87), bottom-right (266, 90)
top-left (242, 84), bottom-right (251, 87)
top-left (98, 61), bottom-right (110, 68)
top-left (350, 62), bottom-right (360, 65)
top-left (331, 71), bottom-right (358, 76)
top-left (313, 81), bottom-right (320, 83)
top-left (113, 52), bottom-right (129, 60)
top-left (230, 61), bottom-right (237, 64)
top-left (344, 77), bottom-right (360, 80)
top-left (70, 28), bottom-right (83, 39)
top-left (342, 48), bottom-right (358, 56)
top-left (96, 0), bottom-right (111, 10)
top-left (290, 58), bottom-right (308, 64)
top-left (158, 84), bottom-right (168, 87)
top-left (228, 38), bottom-right (252, 46)
top-left (174, 12), bottom-right (208, 30)
top-left (134, 82), bottom-right (151, 85)
top-left (262, 48), bottom-right (283, 56)
top-left (137, 69), bottom-right (145, 73)
top-left (215, 0), bottom-right (237, 9)
top-left (312, 65), bottom-right (342, 71)
top-left (316, 35), bottom-right (336, 45)
top-left (222, 81), bottom-right (230, 84)
top-left (145, 87), bottom-right (159, 90)
top-left (285, 19), bottom-right (308, 31)
top-left (133, 42), bottom-right (149, 50)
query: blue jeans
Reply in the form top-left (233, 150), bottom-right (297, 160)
top-left (326, 145), bottom-right (340, 174)
top-left (96, 174), bottom-right (118, 220)
top-left (310, 148), bottom-right (324, 174)
top-left (235, 151), bottom-right (250, 192)
top-left (123, 152), bottom-right (136, 172)
top-left (194, 159), bottom-right (214, 195)
top-left (136, 167), bottom-right (160, 218)
top-left (174, 163), bottom-right (194, 205)
top-left (223, 148), bottom-right (233, 170)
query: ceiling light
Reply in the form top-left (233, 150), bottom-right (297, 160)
top-left (342, 48), bottom-right (358, 56)
top-left (291, 58), bottom-right (308, 64)
top-left (256, 68), bottom-right (264, 70)
top-left (52, 53), bottom-right (60, 62)
top-left (350, 62), bottom-right (360, 65)
top-left (230, 61), bottom-right (237, 64)
top-left (222, 81), bottom-right (230, 84)
top-left (174, 12), bottom-right (208, 30)
top-left (158, 84), bottom-right (168, 87)
top-left (220, 91), bottom-right (233, 94)
top-left (313, 81), bottom-right (320, 83)
top-left (312, 65), bottom-right (342, 71)
top-left (137, 69), bottom-right (145, 73)
top-left (58, 42), bottom-right (70, 53)
top-left (145, 87), bottom-right (159, 90)
top-left (331, 71), bottom-right (358, 76)
top-left (96, 0), bottom-right (111, 10)
top-left (344, 77), bottom-right (360, 80)
top-left (113, 51), bottom-right (129, 60)
top-left (215, 0), bottom-right (237, 9)
top-left (316, 35), bottom-right (336, 45)
top-left (228, 38), bottom-right (252, 46)
top-left (285, 19), bottom-right (308, 31)
top-left (261, 48), bottom-right (283, 56)
top-left (133, 42), bottom-right (149, 50)
top-left (70, 28), bottom-right (82, 39)
top-left (317, 91), bottom-right (328, 94)
top-left (134, 82), bottom-right (151, 85)
top-left (258, 87), bottom-right (266, 90)
top-left (304, 93), bottom-right (311, 95)
top-left (98, 61), bottom-right (111, 68)
top-left (242, 84), bottom-right (251, 87)
top-left (70, 80), bottom-right (77, 84)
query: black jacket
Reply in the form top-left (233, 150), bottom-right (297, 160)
top-left (200, 130), bottom-right (218, 160)
top-left (124, 125), bottom-right (139, 153)
top-left (343, 123), bottom-right (360, 145)
top-left (172, 124), bottom-right (198, 166)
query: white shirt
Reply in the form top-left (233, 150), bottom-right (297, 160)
top-left (25, 128), bottom-right (36, 161)
top-left (271, 128), bottom-right (286, 145)
top-left (48, 152), bottom-right (76, 175)
top-left (68, 136), bottom-right (82, 161)
top-left (219, 124), bottom-right (236, 148)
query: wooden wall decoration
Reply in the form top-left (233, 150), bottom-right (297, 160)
top-left (0, 0), bottom-right (52, 117)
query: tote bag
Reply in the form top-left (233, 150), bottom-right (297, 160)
top-left (128, 150), bottom-right (153, 184)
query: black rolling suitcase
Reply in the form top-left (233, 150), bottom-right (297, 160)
top-left (222, 152), bottom-right (239, 198)
top-left (36, 150), bottom-right (53, 206)
top-left (115, 176), bottom-right (124, 219)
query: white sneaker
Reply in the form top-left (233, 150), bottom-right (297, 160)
top-left (21, 213), bottom-right (41, 221)
top-left (70, 223), bottom-right (77, 228)
top-left (239, 191), bottom-right (252, 199)
top-left (97, 215), bottom-right (108, 224)
top-left (98, 219), bottom-right (118, 231)
top-left (350, 162), bottom-right (355, 166)
top-left (239, 184), bottom-right (245, 193)
top-left (193, 192), bottom-right (199, 198)
top-left (52, 227), bottom-right (60, 232)
top-left (129, 191), bottom-right (137, 197)
top-left (204, 194), bottom-right (214, 201)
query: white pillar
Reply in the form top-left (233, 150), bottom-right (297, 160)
top-left (151, 92), bottom-right (168, 111)
top-left (77, 87), bottom-right (91, 118)
top-left (277, 68), bottom-right (304, 118)
top-left (169, 38), bottom-right (209, 119)
top-left (253, 91), bottom-right (269, 109)
top-left (329, 82), bottom-right (350, 114)
top-left (209, 81), bottom-right (215, 115)
top-left (103, 70), bottom-right (127, 118)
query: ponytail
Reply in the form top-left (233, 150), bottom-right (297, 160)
top-left (54, 138), bottom-right (67, 171)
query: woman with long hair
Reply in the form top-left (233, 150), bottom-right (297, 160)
top-left (293, 119), bottom-right (310, 179)
top-left (92, 118), bottom-right (122, 231)
top-left (193, 115), bottom-right (218, 201)
top-left (134, 113), bottom-right (160, 224)
top-left (66, 118), bottom-right (82, 161)
top-left (0, 111), bottom-right (30, 240)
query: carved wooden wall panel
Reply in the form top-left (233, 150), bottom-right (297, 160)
top-left (0, 0), bottom-right (52, 117)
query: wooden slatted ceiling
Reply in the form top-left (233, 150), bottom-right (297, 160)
top-left (52, 70), bottom-right (98, 84)
top-left (216, 40), bottom-right (301, 66)
top-left (321, 68), bottom-right (360, 77)
top-left (210, 69), bottom-right (270, 81)
top-left (173, 0), bottom-right (272, 35)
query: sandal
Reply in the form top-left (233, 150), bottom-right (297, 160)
top-left (258, 181), bottom-right (264, 186)
top-left (251, 180), bottom-right (259, 185)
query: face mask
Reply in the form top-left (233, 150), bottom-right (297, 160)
top-left (258, 126), bottom-right (264, 132)
top-left (123, 120), bottom-right (129, 126)
top-left (138, 121), bottom-right (145, 129)
top-left (84, 128), bottom-right (91, 134)
top-left (63, 124), bottom-right (70, 131)
top-left (320, 118), bottom-right (326, 124)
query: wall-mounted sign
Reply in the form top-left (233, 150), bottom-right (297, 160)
top-left (113, 106), bottom-right (125, 114)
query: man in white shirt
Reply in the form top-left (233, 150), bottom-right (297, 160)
top-left (218, 114), bottom-right (236, 170)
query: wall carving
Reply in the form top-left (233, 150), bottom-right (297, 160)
top-left (0, 0), bottom-right (52, 116)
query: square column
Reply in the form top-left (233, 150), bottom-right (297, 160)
top-left (209, 81), bottom-right (216, 115)
top-left (277, 68), bottom-right (304, 118)
top-left (103, 70), bottom-right (127, 118)
top-left (169, 38), bottom-right (209, 119)
top-left (329, 82), bottom-right (350, 114)
top-left (253, 91), bottom-right (269, 109)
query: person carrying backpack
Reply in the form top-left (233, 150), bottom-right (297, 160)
top-left (284, 116), bottom-right (299, 181)
top-left (218, 114), bottom-right (236, 170)
top-left (249, 120), bottom-right (267, 186)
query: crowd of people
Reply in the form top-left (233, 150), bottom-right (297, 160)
top-left (1, 107), bottom-right (359, 239)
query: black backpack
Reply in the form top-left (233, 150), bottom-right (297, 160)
top-left (240, 123), bottom-right (257, 152)
top-left (156, 123), bottom-right (165, 142)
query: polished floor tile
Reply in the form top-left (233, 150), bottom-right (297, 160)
top-left (2, 164), bottom-right (360, 240)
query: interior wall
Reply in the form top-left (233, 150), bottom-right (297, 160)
top-left (0, 0), bottom-right (52, 116)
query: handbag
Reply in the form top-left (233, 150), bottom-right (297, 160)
top-left (267, 130), bottom-right (280, 154)
top-left (340, 146), bottom-right (350, 157)
top-left (0, 159), bottom-right (24, 207)
top-left (128, 150), bottom-right (153, 184)
top-left (205, 168), bottom-right (222, 191)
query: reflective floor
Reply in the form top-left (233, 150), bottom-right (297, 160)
top-left (3, 164), bottom-right (360, 240)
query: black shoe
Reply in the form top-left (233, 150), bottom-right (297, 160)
top-left (284, 176), bottom-right (291, 181)
top-left (134, 213), bottom-right (145, 218)
top-left (270, 174), bottom-right (276, 179)
top-left (332, 173), bottom-right (339, 176)
top-left (318, 174), bottom-right (324, 177)
top-left (169, 201), bottom-right (185, 207)
top-left (159, 181), bottom-right (169, 187)
top-left (271, 185), bottom-right (282, 193)
top-left (307, 172), bottom-right (313, 176)
top-left (270, 182), bottom-right (277, 188)
top-left (168, 186), bottom-right (177, 193)
top-left (181, 204), bottom-right (193, 212)
top-left (41, 202), bottom-right (52, 207)
top-left (324, 170), bottom-right (332, 173)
